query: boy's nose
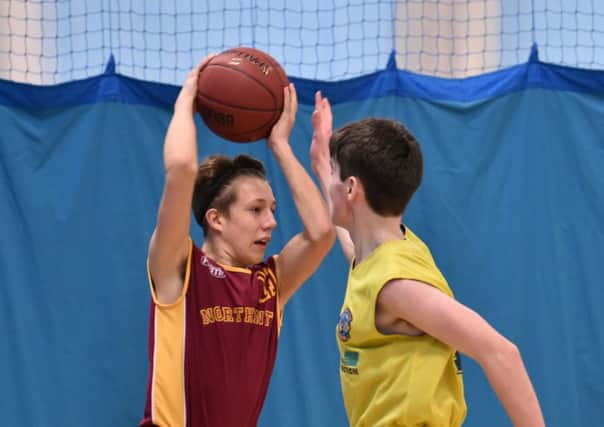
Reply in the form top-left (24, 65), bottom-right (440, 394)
top-left (265, 212), bottom-right (277, 229)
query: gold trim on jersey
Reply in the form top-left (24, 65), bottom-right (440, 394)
top-left (217, 263), bottom-right (252, 274)
top-left (146, 238), bottom-right (193, 427)
top-left (212, 254), bottom-right (284, 332)
top-left (147, 238), bottom-right (193, 307)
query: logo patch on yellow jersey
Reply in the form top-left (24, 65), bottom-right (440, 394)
top-left (340, 351), bottom-right (359, 375)
top-left (337, 307), bottom-right (353, 342)
top-left (343, 351), bottom-right (358, 366)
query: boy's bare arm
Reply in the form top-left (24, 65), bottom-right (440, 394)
top-left (378, 279), bottom-right (546, 427)
top-left (270, 85), bottom-right (335, 305)
top-left (148, 56), bottom-right (214, 304)
top-left (310, 91), bottom-right (355, 263)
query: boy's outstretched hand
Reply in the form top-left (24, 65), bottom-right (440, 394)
top-left (310, 90), bottom-right (333, 181)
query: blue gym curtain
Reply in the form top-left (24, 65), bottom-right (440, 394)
top-left (1, 50), bottom-right (603, 426)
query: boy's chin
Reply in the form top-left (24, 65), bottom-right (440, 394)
top-left (246, 251), bottom-right (266, 265)
top-left (251, 255), bottom-right (265, 264)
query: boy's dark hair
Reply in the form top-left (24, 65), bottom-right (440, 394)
top-left (192, 154), bottom-right (266, 235)
top-left (329, 118), bottom-right (423, 216)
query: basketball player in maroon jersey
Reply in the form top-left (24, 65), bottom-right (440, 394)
top-left (139, 56), bottom-right (334, 427)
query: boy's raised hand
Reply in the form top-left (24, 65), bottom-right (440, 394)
top-left (175, 53), bottom-right (217, 112)
top-left (268, 83), bottom-right (298, 148)
top-left (310, 90), bottom-right (333, 180)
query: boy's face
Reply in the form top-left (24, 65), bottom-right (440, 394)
top-left (218, 176), bottom-right (277, 266)
top-left (328, 159), bottom-right (350, 228)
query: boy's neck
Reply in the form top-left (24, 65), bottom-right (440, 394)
top-left (349, 211), bottom-right (405, 264)
top-left (201, 239), bottom-right (244, 268)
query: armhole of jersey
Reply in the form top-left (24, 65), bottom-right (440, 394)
top-left (372, 276), bottom-right (451, 340)
top-left (277, 297), bottom-right (284, 336)
top-left (271, 254), bottom-right (284, 335)
top-left (147, 237), bottom-right (194, 309)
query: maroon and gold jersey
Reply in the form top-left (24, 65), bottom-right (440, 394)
top-left (140, 238), bottom-right (281, 427)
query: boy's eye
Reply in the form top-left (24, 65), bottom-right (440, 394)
top-left (249, 205), bottom-right (275, 214)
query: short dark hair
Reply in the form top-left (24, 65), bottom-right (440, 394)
top-left (192, 154), bottom-right (266, 235)
top-left (329, 118), bottom-right (423, 216)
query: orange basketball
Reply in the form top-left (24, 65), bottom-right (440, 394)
top-left (196, 47), bottom-right (289, 143)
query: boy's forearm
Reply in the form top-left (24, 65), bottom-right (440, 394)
top-left (482, 344), bottom-right (545, 427)
top-left (271, 141), bottom-right (331, 240)
top-left (312, 167), bottom-right (331, 202)
top-left (163, 105), bottom-right (198, 172)
top-left (310, 152), bottom-right (354, 262)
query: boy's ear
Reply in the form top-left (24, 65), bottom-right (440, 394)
top-left (205, 208), bottom-right (223, 232)
top-left (347, 176), bottom-right (361, 197)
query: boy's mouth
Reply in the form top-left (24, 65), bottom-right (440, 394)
top-left (254, 238), bottom-right (270, 247)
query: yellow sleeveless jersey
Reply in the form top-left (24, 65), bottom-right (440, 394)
top-left (336, 227), bottom-right (467, 427)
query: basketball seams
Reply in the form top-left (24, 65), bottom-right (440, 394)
top-left (222, 47), bottom-right (289, 90)
top-left (201, 62), bottom-right (280, 109)
top-left (253, 55), bottom-right (287, 141)
top-left (223, 123), bottom-right (273, 140)
top-left (198, 96), bottom-right (277, 141)
top-left (197, 91), bottom-right (280, 113)
top-left (257, 54), bottom-right (289, 88)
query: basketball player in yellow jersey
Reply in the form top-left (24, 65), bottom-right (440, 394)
top-left (309, 92), bottom-right (545, 427)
